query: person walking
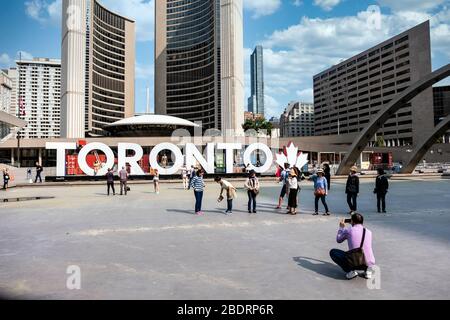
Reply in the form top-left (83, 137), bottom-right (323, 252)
top-left (106, 168), bottom-right (115, 196)
top-left (191, 170), bottom-right (205, 215)
top-left (374, 168), bottom-right (389, 213)
top-left (35, 162), bottom-right (43, 183)
top-left (215, 176), bottom-right (237, 215)
top-left (245, 170), bottom-right (260, 214)
top-left (311, 169), bottom-right (330, 216)
top-left (153, 169), bottom-right (160, 194)
top-left (287, 171), bottom-right (299, 215)
top-left (329, 213), bottom-right (375, 280)
top-left (276, 163), bottom-right (291, 209)
top-left (119, 166), bottom-right (129, 196)
top-left (3, 169), bottom-right (10, 190)
top-left (346, 166), bottom-right (360, 215)
top-left (323, 163), bottom-right (331, 191)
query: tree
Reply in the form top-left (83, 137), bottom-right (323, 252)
top-left (242, 117), bottom-right (273, 136)
top-left (374, 136), bottom-right (386, 147)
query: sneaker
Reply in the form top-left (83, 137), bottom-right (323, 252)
top-left (312, 212), bottom-right (319, 216)
top-left (348, 211), bottom-right (354, 215)
top-left (323, 212), bottom-right (331, 216)
top-left (382, 210), bottom-right (387, 214)
top-left (364, 270), bottom-right (373, 279)
top-left (346, 270), bottom-right (359, 280)
top-left (253, 211), bottom-right (257, 214)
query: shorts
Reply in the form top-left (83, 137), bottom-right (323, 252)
top-left (280, 184), bottom-right (287, 198)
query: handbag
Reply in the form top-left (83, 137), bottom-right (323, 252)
top-left (344, 228), bottom-right (367, 270)
top-left (314, 188), bottom-right (326, 197)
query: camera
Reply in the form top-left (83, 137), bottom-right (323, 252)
top-left (344, 219), bottom-right (352, 224)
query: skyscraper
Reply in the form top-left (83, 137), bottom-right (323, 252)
top-left (155, 0), bottom-right (244, 134)
top-left (248, 45), bottom-right (264, 116)
top-left (61, 0), bottom-right (135, 138)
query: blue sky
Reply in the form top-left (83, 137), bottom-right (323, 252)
top-left (1, 0), bottom-right (449, 119)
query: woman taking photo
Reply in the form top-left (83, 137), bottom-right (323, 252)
top-left (311, 169), bottom-right (330, 216)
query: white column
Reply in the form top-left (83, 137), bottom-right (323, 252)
top-left (61, 0), bottom-right (86, 138)
top-left (220, 0), bottom-right (244, 136)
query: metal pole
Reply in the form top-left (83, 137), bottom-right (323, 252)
top-left (17, 52), bottom-right (22, 168)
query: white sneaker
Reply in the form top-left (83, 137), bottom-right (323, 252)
top-left (364, 270), bottom-right (373, 279)
top-left (346, 270), bottom-right (359, 280)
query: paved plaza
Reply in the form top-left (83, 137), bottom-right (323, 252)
top-left (0, 178), bottom-right (449, 300)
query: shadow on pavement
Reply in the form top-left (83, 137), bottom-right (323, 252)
top-left (293, 256), bottom-right (345, 280)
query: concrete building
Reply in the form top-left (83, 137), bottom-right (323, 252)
top-left (155, 0), bottom-right (244, 134)
top-left (0, 70), bottom-right (13, 114)
top-left (16, 58), bottom-right (61, 139)
top-left (280, 102), bottom-right (314, 137)
top-left (433, 85), bottom-right (450, 143)
top-left (61, 0), bottom-right (136, 138)
top-left (248, 45), bottom-right (264, 116)
top-left (244, 111), bottom-right (264, 122)
top-left (313, 21), bottom-right (434, 147)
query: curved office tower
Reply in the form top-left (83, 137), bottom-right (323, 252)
top-left (156, 0), bottom-right (244, 133)
top-left (88, 0), bottom-right (135, 136)
top-left (61, 0), bottom-right (135, 137)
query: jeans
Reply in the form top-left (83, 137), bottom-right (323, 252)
top-left (330, 249), bottom-right (368, 273)
top-left (377, 192), bottom-right (387, 212)
top-left (107, 182), bottom-right (115, 195)
top-left (227, 199), bottom-right (233, 212)
top-left (248, 191), bottom-right (257, 212)
top-left (315, 195), bottom-right (329, 213)
top-left (347, 192), bottom-right (358, 211)
top-left (194, 191), bottom-right (203, 213)
top-left (120, 180), bottom-right (127, 195)
top-left (35, 172), bottom-right (42, 183)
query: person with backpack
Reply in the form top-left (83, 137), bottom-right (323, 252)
top-left (374, 168), bottom-right (389, 213)
top-left (3, 168), bottom-right (10, 190)
top-left (191, 170), bottom-right (205, 215)
top-left (245, 170), bottom-right (260, 214)
top-left (276, 163), bottom-right (291, 210)
top-left (215, 176), bottom-right (237, 215)
top-left (35, 162), bottom-right (43, 183)
top-left (329, 213), bottom-right (375, 280)
top-left (346, 166), bottom-right (360, 215)
top-left (310, 169), bottom-right (330, 216)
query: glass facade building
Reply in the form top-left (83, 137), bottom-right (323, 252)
top-left (248, 45), bottom-right (264, 116)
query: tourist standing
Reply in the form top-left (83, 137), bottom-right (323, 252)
top-left (245, 170), bottom-right (260, 214)
top-left (323, 163), bottom-right (331, 190)
top-left (276, 163), bottom-right (291, 209)
top-left (119, 166), bottom-right (129, 196)
top-left (3, 168), bottom-right (10, 190)
top-left (287, 171), bottom-right (299, 215)
top-left (191, 170), bottom-right (205, 215)
top-left (106, 168), bottom-right (115, 196)
top-left (153, 169), bottom-right (160, 194)
top-left (329, 213), bottom-right (375, 280)
top-left (35, 162), bottom-right (43, 183)
top-left (346, 166), bottom-right (360, 215)
top-left (215, 176), bottom-right (237, 215)
top-left (181, 165), bottom-right (189, 190)
top-left (374, 168), bottom-right (389, 213)
top-left (188, 165), bottom-right (195, 190)
top-left (311, 169), bottom-right (330, 216)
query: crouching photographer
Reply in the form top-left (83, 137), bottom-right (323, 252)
top-left (330, 213), bottom-right (376, 280)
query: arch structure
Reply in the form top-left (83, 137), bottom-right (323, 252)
top-left (337, 64), bottom-right (450, 175)
top-left (401, 114), bottom-right (450, 173)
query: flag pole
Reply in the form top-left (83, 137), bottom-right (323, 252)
top-left (17, 52), bottom-right (22, 168)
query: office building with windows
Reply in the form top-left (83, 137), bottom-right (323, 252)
top-left (61, 0), bottom-right (135, 138)
top-left (155, 0), bottom-right (244, 134)
top-left (280, 101), bottom-right (314, 137)
top-left (313, 21), bottom-right (434, 147)
top-left (0, 70), bottom-right (13, 114)
top-left (248, 45), bottom-right (264, 116)
top-left (433, 85), bottom-right (450, 143)
top-left (15, 58), bottom-right (61, 139)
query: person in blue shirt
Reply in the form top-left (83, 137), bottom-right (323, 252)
top-left (310, 169), bottom-right (330, 216)
top-left (190, 170), bottom-right (206, 215)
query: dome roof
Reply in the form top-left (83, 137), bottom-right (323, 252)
top-left (105, 114), bottom-right (201, 128)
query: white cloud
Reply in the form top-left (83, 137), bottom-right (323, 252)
top-left (313, 0), bottom-right (341, 11)
top-left (377, 0), bottom-right (448, 12)
top-left (101, 0), bottom-right (154, 42)
top-left (257, 7), bottom-right (450, 117)
top-left (0, 53), bottom-right (11, 67)
top-left (17, 51), bottom-right (34, 61)
top-left (25, 0), bottom-right (61, 25)
top-left (244, 0), bottom-right (282, 18)
top-left (292, 0), bottom-right (303, 7)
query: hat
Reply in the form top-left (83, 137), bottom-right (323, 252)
top-left (350, 166), bottom-right (358, 172)
top-left (317, 169), bottom-right (324, 174)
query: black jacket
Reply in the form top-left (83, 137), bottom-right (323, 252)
top-left (375, 175), bottom-right (389, 193)
top-left (346, 174), bottom-right (359, 194)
